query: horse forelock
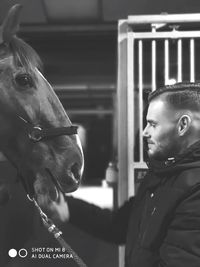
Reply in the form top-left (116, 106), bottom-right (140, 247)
top-left (7, 36), bottom-right (43, 72)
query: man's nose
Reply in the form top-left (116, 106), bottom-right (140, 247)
top-left (143, 125), bottom-right (149, 138)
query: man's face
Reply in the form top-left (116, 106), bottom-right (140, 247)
top-left (143, 99), bottom-right (181, 161)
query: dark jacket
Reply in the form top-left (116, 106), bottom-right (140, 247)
top-left (67, 140), bottom-right (200, 267)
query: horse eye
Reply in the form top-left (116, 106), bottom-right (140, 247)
top-left (15, 74), bottom-right (34, 89)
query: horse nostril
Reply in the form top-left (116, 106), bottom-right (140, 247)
top-left (71, 163), bottom-right (81, 182)
top-left (55, 163), bottom-right (82, 194)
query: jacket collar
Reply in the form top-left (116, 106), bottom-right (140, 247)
top-left (147, 139), bottom-right (200, 176)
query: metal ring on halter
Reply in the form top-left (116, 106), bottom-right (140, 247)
top-left (28, 126), bottom-right (42, 142)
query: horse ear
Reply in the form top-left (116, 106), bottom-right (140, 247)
top-left (0, 4), bottom-right (22, 45)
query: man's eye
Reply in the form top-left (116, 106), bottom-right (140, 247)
top-left (15, 74), bottom-right (34, 89)
top-left (150, 123), bottom-right (156, 128)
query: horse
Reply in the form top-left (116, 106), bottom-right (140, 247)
top-left (0, 4), bottom-right (84, 222)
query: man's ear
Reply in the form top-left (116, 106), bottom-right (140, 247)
top-left (177, 115), bottom-right (191, 136)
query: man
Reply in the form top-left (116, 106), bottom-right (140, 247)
top-left (60, 82), bottom-right (200, 266)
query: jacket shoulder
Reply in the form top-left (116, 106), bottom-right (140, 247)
top-left (173, 167), bottom-right (200, 192)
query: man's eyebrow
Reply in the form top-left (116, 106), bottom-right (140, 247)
top-left (146, 119), bottom-right (157, 124)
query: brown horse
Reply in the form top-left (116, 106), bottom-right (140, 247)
top-left (0, 5), bottom-right (84, 220)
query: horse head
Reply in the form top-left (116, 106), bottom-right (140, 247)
top-left (0, 5), bottom-right (84, 218)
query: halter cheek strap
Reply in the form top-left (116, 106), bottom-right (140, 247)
top-left (17, 115), bottom-right (78, 142)
top-left (28, 125), bottom-right (78, 142)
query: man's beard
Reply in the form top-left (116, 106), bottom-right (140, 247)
top-left (147, 142), bottom-right (180, 161)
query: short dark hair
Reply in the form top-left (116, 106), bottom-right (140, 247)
top-left (148, 82), bottom-right (200, 111)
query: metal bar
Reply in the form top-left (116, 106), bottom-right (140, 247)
top-left (131, 31), bottom-right (200, 39)
top-left (117, 19), bottom-right (128, 267)
top-left (127, 33), bottom-right (135, 197)
top-left (128, 162), bottom-right (147, 169)
top-left (128, 13), bottom-right (200, 25)
top-left (54, 84), bottom-right (116, 91)
top-left (138, 40), bottom-right (144, 162)
top-left (20, 24), bottom-right (116, 33)
top-left (177, 39), bottom-right (182, 82)
top-left (68, 110), bottom-right (113, 115)
top-left (164, 39), bottom-right (169, 85)
top-left (190, 38), bottom-right (195, 82)
top-left (152, 29), bottom-right (157, 91)
top-left (117, 20), bottom-right (129, 205)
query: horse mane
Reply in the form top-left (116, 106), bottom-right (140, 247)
top-left (9, 36), bottom-right (43, 72)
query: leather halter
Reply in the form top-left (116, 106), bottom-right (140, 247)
top-left (17, 115), bottom-right (78, 142)
top-left (14, 115), bottom-right (78, 199)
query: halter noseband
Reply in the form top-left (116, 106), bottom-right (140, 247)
top-left (18, 115), bottom-right (78, 142)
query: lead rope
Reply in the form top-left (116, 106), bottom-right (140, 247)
top-left (31, 197), bottom-right (88, 267)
